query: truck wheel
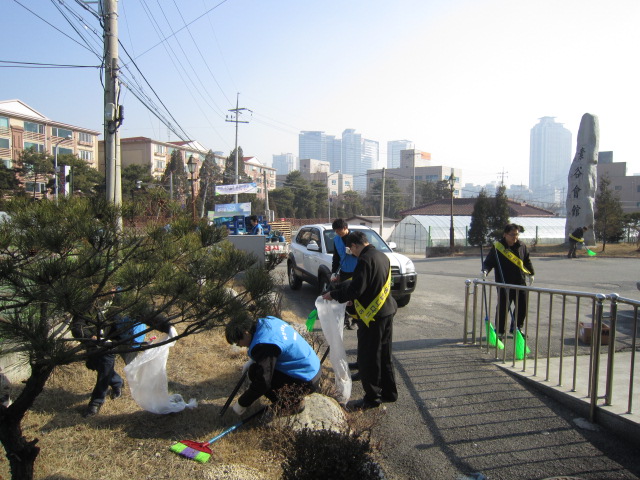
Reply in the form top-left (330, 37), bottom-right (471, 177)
top-left (318, 273), bottom-right (331, 294)
top-left (288, 263), bottom-right (302, 290)
top-left (396, 295), bottom-right (411, 308)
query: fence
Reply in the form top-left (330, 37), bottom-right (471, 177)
top-left (463, 279), bottom-right (640, 424)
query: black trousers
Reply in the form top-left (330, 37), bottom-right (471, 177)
top-left (263, 369), bottom-right (321, 407)
top-left (495, 286), bottom-right (527, 334)
top-left (86, 353), bottom-right (123, 406)
top-left (356, 313), bottom-right (397, 404)
top-left (568, 240), bottom-right (579, 257)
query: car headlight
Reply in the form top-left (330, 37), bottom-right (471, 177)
top-left (403, 258), bottom-right (415, 274)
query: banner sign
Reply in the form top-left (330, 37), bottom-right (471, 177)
top-left (215, 183), bottom-right (257, 195)
top-left (209, 202), bottom-right (252, 219)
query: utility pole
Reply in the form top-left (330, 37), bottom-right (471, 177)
top-left (497, 169), bottom-right (509, 186)
top-left (412, 152), bottom-right (416, 207)
top-left (379, 168), bottom-right (386, 237)
top-left (103, 0), bottom-right (123, 217)
top-left (225, 93), bottom-right (251, 203)
top-left (263, 170), bottom-right (270, 221)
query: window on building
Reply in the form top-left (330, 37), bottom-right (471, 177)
top-left (0, 117), bottom-right (8, 128)
top-left (78, 132), bottom-right (93, 144)
top-left (345, 181), bottom-right (351, 186)
top-left (51, 127), bottom-right (73, 138)
top-left (79, 150), bottom-right (93, 161)
top-left (156, 160), bottom-right (165, 170)
top-left (24, 122), bottom-right (44, 134)
top-left (331, 180), bottom-right (336, 185)
top-left (614, 185), bottom-right (622, 190)
top-left (636, 185), bottom-right (640, 193)
top-left (24, 142), bottom-right (44, 153)
top-left (24, 182), bottom-right (46, 193)
top-left (1, 159), bottom-right (10, 168)
top-left (416, 176), bottom-right (423, 181)
top-left (0, 138), bottom-right (9, 149)
top-left (58, 148), bottom-right (73, 155)
top-left (154, 144), bottom-right (166, 154)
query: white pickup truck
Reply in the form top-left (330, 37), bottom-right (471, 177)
top-left (287, 224), bottom-right (417, 307)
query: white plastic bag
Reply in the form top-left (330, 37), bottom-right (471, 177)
top-left (124, 327), bottom-right (197, 414)
top-left (315, 297), bottom-right (351, 404)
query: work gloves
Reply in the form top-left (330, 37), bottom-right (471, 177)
top-left (232, 401), bottom-right (246, 416)
top-left (527, 275), bottom-right (535, 286)
top-left (481, 270), bottom-right (488, 280)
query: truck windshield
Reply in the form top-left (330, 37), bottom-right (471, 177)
top-left (324, 229), bottom-right (392, 255)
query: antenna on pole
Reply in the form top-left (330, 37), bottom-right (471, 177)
top-left (497, 169), bottom-right (509, 186)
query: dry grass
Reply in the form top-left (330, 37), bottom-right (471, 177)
top-left (1, 310), bottom-right (327, 480)
top-left (531, 241), bottom-right (640, 257)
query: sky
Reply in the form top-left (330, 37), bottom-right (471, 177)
top-left (4, 0), bottom-right (640, 188)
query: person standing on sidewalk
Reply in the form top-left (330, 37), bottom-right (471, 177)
top-left (322, 230), bottom-right (398, 410)
top-left (568, 226), bottom-right (588, 258)
top-left (482, 224), bottom-right (535, 337)
top-left (331, 218), bottom-right (358, 329)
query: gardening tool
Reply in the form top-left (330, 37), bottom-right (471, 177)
top-left (584, 244), bottom-right (597, 256)
top-left (219, 370), bottom-right (248, 417)
top-left (171, 406), bottom-right (267, 463)
top-left (480, 245), bottom-right (503, 350)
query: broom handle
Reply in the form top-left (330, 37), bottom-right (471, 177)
top-left (207, 406), bottom-right (268, 445)
top-left (219, 370), bottom-right (248, 417)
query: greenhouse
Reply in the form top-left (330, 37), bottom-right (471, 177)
top-left (388, 215), bottom-right (568, 255)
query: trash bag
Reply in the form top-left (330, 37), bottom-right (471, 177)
top-left (315, 297), bottom-right (351, 404)
top-left (124, 327), bottom-right (197, 414)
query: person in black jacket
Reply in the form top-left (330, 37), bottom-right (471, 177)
top-left (322, 230), bottom-right (398, 410)
top-left (568, 226), bottom-right (588, 258)
top-left (482, 224), bottom-right (535, 336)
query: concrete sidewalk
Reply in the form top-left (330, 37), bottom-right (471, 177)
top-left (495, 349), bottom-right (640, 443)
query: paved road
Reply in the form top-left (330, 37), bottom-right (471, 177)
top-left (279, 255), bottom-right (640, 480)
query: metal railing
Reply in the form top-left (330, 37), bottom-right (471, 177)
top-left (463, 279), bottom-right (640, 423)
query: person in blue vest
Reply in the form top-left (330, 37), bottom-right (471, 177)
top-left (247, 215), bottom-right (264, 235)
top-left (331, 218), bottom-right (359, 329)
top-left (226, 315), bottom-right (321, 415)
top-left (482, 224), bottom-right (535, 337)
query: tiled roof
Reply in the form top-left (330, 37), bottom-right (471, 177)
top-left (398, 198), bottom-right (556, 217)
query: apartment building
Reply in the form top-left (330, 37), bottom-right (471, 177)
top-left (0, 99), bottom-right (100, 195)
top-left (242, 156), bottom-right (276, 200)
top-left (298, 158), bottom-right (353, 196)
top-left (597, 152), bottom-right (640, 213)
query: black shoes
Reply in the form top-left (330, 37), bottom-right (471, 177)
top-left (346, 398), bottom-right (380, 411)
top-left (83, 404), bottom-right (101, 417)
top-left (348, 362), bottom-right (358, 370)
top-left (110, 386), bottom-right (122, 400)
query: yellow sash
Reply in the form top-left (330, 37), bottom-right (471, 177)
top-left (569, 234), bottom-right (584, 242)
top-left (354, 269), bottom-right (392, 327)
top-left (494, 241), bottom-right (531, 275)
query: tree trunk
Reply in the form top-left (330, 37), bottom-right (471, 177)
top-left (0, 364), bottom-right (53, 480)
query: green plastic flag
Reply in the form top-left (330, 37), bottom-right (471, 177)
top-left (306, 309), bottom-right (318, 332)
top-left (514, 329), bottom-right (531, 360)
top-left (485, 320), bottom-right (504, 350)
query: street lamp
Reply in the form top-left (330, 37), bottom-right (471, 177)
top-left (54, 134), bottom-right (72, 204)
top-left (187, 155), bottom-right (197, 222)
top-left (448, 169), bottom-right (455, 252)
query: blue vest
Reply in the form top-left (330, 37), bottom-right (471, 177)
top-left (250, 223), bottom-right (264, 235)
top-left (249, 317), bottom-right (320, 382)
top-left (334, 234), bottom-right (358, 273)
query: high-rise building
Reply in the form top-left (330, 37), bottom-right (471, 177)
top-left (272, 153), bottom-right (297, 175)
top-left (342, 129), bottom-right (378, 192)
top-left (529, 117), bottom-right (572, 193)
top-left (298, 131), bottom-right (341, 172)
top-left (387, 140), bottom-right (414, 169)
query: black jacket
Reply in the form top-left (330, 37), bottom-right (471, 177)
top-left (483, 238), bottom-right (534, 286)
top-left (569, 228), bottom-right (585, 241)
top-left (330, 244), bottom-right (397, 319)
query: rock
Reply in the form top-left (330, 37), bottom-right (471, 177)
top-left (565, 113), bottom-right (598, 244)
top-left (268, 393), bottom-right (348, 433)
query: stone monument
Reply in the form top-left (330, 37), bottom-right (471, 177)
top-left (565, 113), bottom-right (598, 245)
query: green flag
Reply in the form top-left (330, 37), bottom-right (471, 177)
top-left (306, 309), bottom-right (318, 332)
top-left (485, 320), bottom-right (504, 350)
top-left (514, 329), bottom-right (531, 360)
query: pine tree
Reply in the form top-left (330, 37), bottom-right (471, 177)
top-left (488, 185), bottom-right (510, 240)
top-left (468, 189), bottom-right (490, 246)
top-left (594, 176), bottom-right (625, 252)
top-left (0, 197), bottom-right (279, 479)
